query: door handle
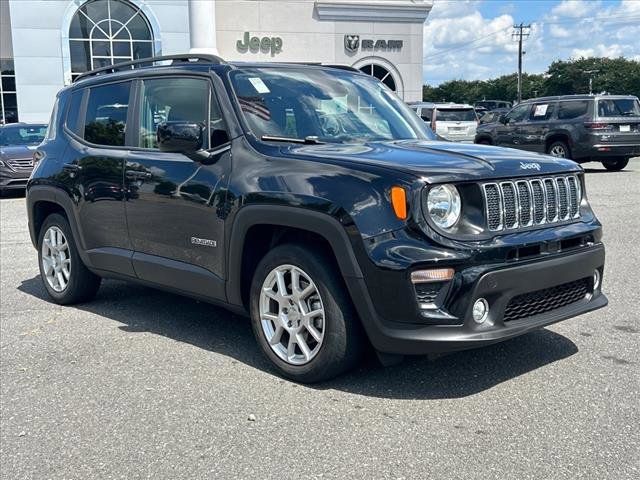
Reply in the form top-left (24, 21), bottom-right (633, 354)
top-left (125, 170), bottom-right (152, 180)
top-left (63, 163), bottom-right (82, 177)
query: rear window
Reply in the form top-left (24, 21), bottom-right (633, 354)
top-left (84, 81), bottom-right (131, 146)
top-left (597, 98), bottom-right (640, 117)
top-left (557, 100), bottom-right (589, 120)
top-left (436, 108), bottom-right (477, 122)
top-left (0, 125), bottom-right (47, 146)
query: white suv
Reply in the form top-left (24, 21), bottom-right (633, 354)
top-left (410, 102), bottom-right (478, 143)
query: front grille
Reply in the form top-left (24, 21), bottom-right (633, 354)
top-left (414, 282), bottom-right (447, 309)
top-left (482, 175), bottom-right (581, 232)
top-left (6, 158), bottom-right (34, 170)
top-left (504, 277), bottom-right (590, 321)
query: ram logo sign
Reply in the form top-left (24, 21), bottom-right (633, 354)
top-left (344, 35), bottom-right (360, 53)
top-left (344, 35), bottom-right (403, 53)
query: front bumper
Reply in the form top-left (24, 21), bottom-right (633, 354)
top-left (349, 244), bottom-right (607, 355)
top-left (0, 168), bottom-right (31, 190)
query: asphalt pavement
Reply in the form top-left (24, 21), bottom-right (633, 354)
top-left (1, 161), bottom-right (639, 479)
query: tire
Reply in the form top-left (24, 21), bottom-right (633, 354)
top-left (249, 243), bottom-right (363, 383)
top-left (37, 213), bottom-right (101, 305)
top-left (477, 138), bottom-right (492, 145)
top-left (547, 140), bottom-right (571, 159)
top-left (602, 158), bottom-right (629, 171)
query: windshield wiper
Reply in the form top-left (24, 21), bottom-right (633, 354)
top-left (261, 135), bottom-right (324, 145)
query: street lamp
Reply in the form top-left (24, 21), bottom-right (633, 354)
top-left (583, 69), bottom-right (599, 95)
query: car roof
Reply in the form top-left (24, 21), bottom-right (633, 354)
top-left (433, 102), bottom-right (474, 109)
top-left (521, 94), bottom-right (639, 104)
top-left (0, 122), bottom-right (47, 128)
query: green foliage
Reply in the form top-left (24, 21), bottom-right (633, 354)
top-left (423, 57), bottom-right (640, 103)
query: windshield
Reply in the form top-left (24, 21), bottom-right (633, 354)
top-left (597, 98), bottom-right (640, 117)
top-left (436, 108), bottom-right (477, 122)
top-left (229, 67), bottom-right (434, 143)
top-left (0, 125), bottom-right (47, 146)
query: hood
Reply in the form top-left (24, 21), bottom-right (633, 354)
top-left (0, 145), bottom-right (38, 160)
top-left (285, 140), bottom-right (581, 183)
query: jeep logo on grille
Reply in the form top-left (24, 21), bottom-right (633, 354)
top-left (520, 162), bottom-right (541, 171)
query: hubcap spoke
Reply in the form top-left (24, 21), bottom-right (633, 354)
top-left (306, 324), bottom-right (322, 343)
top-left (296, 333), bottom-right (312, 360)
top-left (275, 270), bottom-right (288, 297)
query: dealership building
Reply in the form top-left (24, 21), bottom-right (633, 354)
top-left (0, 0), bottom-right (432, 124)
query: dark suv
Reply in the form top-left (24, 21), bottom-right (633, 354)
top-left (27, 55), bottom-right (607, 382)
top-left (475, 95), bottom-right (640, 171)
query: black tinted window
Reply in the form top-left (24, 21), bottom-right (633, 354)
top-left (597, 98), bottom-right (640, 117)
top-left (506, 104), bottom-right (530, 122)
top-left (557, 100), bottom-right (589, 120)
top-left (84, 82), bottom-right (130, 146)
top-left (436, 109), bottom-right (476, 121)
top-left (66, 90), bottom-right (84, 135)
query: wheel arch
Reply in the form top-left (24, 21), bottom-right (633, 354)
top-left (226, 205), bottom-right (364, 309)
top-left (545, 132), bottom-right (572, 152)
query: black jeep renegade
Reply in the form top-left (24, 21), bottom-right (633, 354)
top-left (27, 55), bottom-right (607, 382)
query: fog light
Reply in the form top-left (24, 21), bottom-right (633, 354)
top-left (593, 269), bottom-right (601, 291)
top-left (472, 298), bottom-right (489, 324)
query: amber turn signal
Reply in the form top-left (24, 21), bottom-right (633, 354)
top-left (390, 186), bottom-right (408, 220)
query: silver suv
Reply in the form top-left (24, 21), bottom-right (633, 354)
top-left (409, 102), bottom-right (478, 143)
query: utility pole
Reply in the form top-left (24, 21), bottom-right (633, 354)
top-left (583, 69), bottom-right (599, 95)
top-left (512, 23), bottom-right (531, 103)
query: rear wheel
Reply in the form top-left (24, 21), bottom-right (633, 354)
top-left (602, 158), bottom-right (629, 171)
top-left (250, 244), bottom-right (363, 383)
top-left (476, 138), bottom-right (492, 145)
top-left (547, 140), bottom-right (571, 159)
top-left (38, 213), bottom-right (101, 304)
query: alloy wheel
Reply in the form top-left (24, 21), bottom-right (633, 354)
top-left (549, 145), bottom-right (567, 157)
top-left (41, 226), bottom-right (71, 292)
top-left (259, 264), bottom-right (325, 365)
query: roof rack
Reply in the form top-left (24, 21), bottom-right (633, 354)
top-left (74, 54), bottom-right (226, 82)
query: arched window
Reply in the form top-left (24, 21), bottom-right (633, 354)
top-left (358, 64), bottom-right (397, 92)
top-left (69, 0), bottom-right (153, 82)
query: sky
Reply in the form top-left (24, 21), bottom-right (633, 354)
top-left (423, 0), bottom-right (640, 85)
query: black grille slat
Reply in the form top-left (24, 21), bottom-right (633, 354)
top-left (516, 181), bottom-right (532, 226)
top-left (556, 178), bottom-right (569, 220)
top-left (501, 182), bottom-right (518, 229)
top-left (7, 158), bottom-right (33, 170)
top-left (544, 179), bottom-right (558, 221)
top-left (484, 184), bottom-right (502, 231)
top-left (567, 177), bottom-right (579, 217)
top-left (531, 180), bottom-right (545, 224)
top-left (414, 282), bottom-right (445, 306)
top-left (504, 277), bottom-right (590, 321)
top-left (483, 175), bottom-right (581, 232)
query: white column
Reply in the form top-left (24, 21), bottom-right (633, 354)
top-left (188, 0), bottom-right (219, 55)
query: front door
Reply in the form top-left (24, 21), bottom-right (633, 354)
top-left (124, 76), bottom-right (232, 300)
top-left (496, 103), bottom-right (531, 148)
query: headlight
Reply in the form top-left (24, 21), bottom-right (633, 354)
top-left (427, 184), bottom-right (461, 229)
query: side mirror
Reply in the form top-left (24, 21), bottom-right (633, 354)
top-left (157, 121), bottom-right (204, 154)
top-left (499, 115), bottom-right (507, 124)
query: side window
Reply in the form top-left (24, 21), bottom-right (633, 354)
top-left (84, 82), bottom-right (131, 146)
top-left (557, 100), bottom-right (589, 120)
top-left (506, 104), bottom-right (530, 123)
top-left (530, 103), bottom-right (555, 121)
top-left (421, 108), bottom-right (432, 122)
top-left (138, 77), bottom-right (228, 150)
top-left (65, 89), bottom-right (84, 136)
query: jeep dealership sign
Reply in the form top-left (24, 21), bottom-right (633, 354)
top-left (237, 32), bottom-right (283, 56)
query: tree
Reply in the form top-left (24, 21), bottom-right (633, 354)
top-left (423, 57), bottom-right (640, 102)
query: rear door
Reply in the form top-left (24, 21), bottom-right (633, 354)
top-left (124, 75), bottom-right (232, 299)
top-left (520, 102), bottom-right (556, 152)
top-left (62, 80), bottom-right (133, 274)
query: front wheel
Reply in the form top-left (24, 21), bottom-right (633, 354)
top-left (38, 213), bottom-right (101, 304)
top-left (602, 158), bottom-right (629, 171)
top-left (250, 244), bottom-right (363, 383)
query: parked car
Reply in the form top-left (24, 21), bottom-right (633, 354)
top-left (0, 123), bottom-right (47, 194)
top-left (409, 102), bottom-right (478, 142)
top-left (475, 94), bottom-right (640, 171)
top-left (476, 100), bottom-right (512, 111)
top-left (27, 55), bottom-right (607, 382)
top-left (478, 108), bottom-right (511, 125)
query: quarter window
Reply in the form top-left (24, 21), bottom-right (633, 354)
top-left (557, 101), bottom-right (589, 120)
top-left (84, 81), bottom-right (131, 146)
top-left (66, 90), bottom-right (85, 135)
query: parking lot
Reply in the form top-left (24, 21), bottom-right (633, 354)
top-left (1, 162), bottom-right (638, 479)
